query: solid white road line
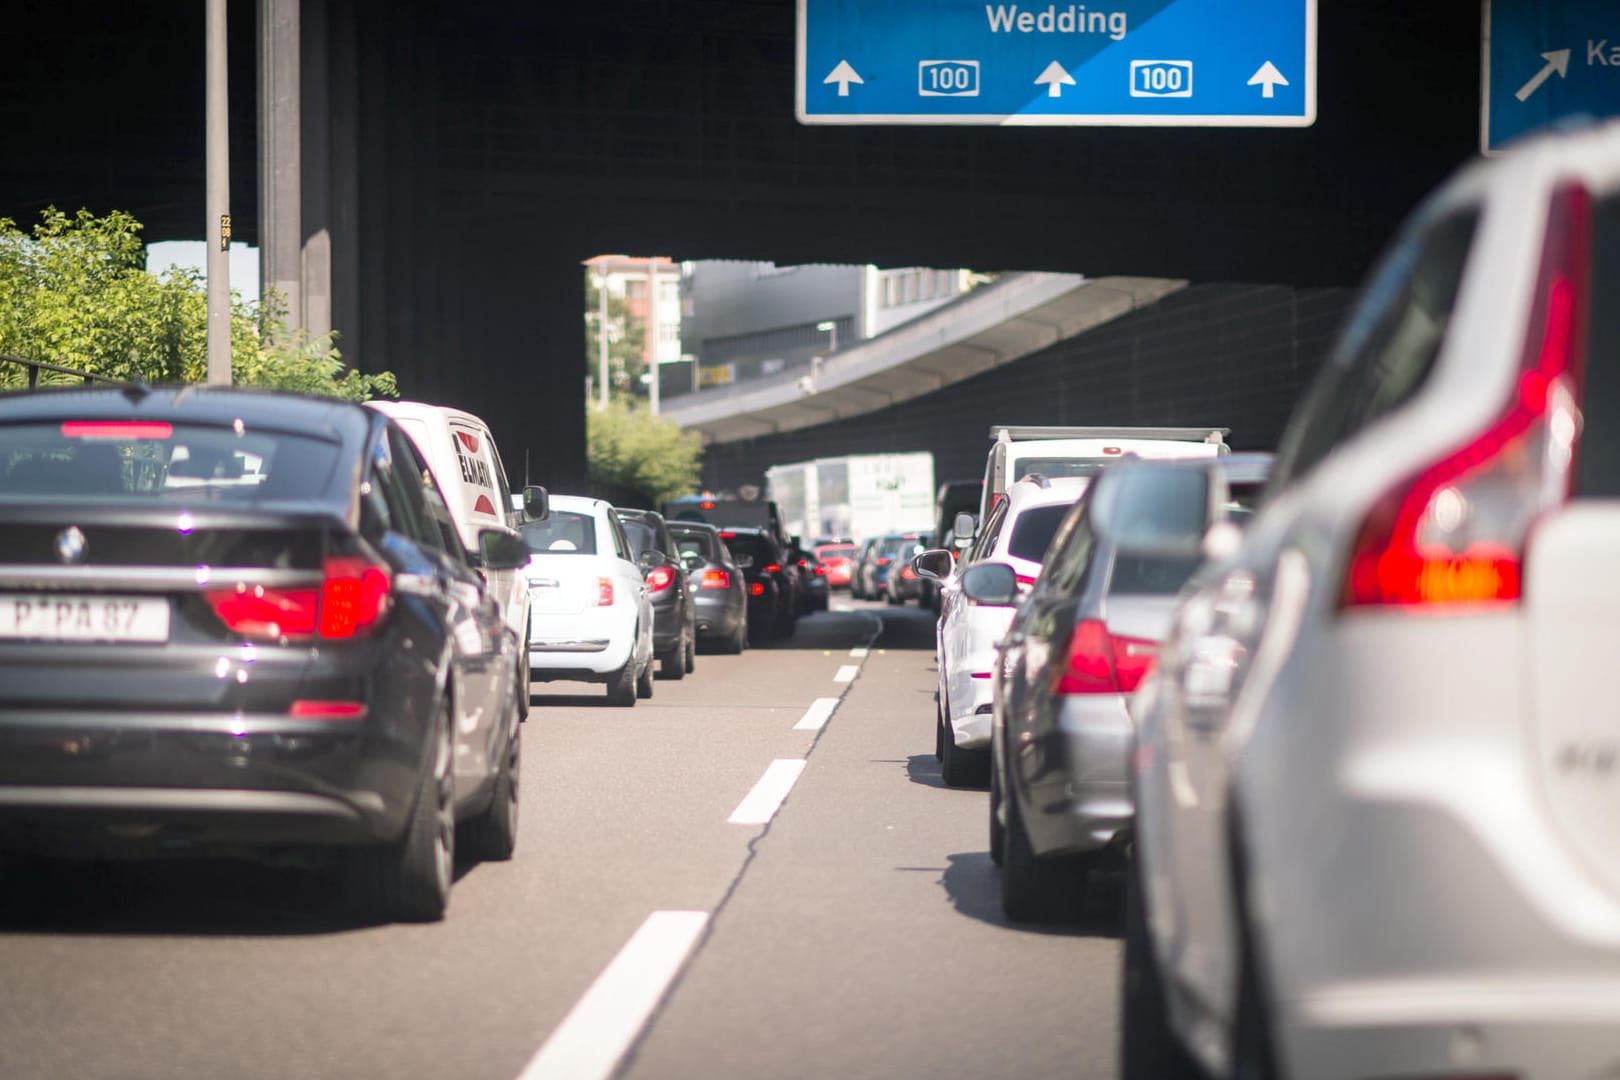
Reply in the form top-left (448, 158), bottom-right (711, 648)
top-left (728, 759), bottom-right (807, 825)
top-left (517, 909), bottom-right (709, 1080)
top-left (794, 697), bottom-right (840, 732)
top-left (834, 664), bottom-right (859, 683)
top-left (849, 647), bottom-right (869, 658)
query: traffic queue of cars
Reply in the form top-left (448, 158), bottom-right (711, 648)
top-left (907, 122), bottom-right (1620, 1080)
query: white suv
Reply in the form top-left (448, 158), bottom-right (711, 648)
top-left (1125, 120), bottom-right (1620, 1080)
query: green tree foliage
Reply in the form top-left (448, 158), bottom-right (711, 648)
top-left (583, 267), bottom-right (647, 401)
top-left (586, 401), bottom-right (702, 506)
top-left (0, 207), bottom-right (395, 400)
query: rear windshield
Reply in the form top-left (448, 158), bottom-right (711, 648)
top-left (1006, 503), bottom-right (1072, 562)
top-left (670, 529), bottom-right (717, 561)
top-left (880, 536), bottom-right (926, 558)
top-left (816, 544), bottom-right (855, 559)
top-left (618, 518), bottom-right (665, 557)
top-left (519, 511), bottom-right (597, 555)
top-left (1015, 458), bottom-right (1112, 482)
top-left (0, 421), bottom-right (340, 503)
top-left (724, 534), bottom-right (777, 566)
top-left (1109, 553), bottom-right (1206, 595)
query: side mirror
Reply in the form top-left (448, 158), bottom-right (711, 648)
top-left (637, 548), bottom-right (668, 571)
top-left (523, 485), bottom-right (550, 522)
top-left (911, 548), bottom-right (955, 581)
top-left (953, 511), bottom-right (976, 540)
top-left (959, 562), bottom-right (1019, 606)
top-left (478, 526), bottom-right (532, 571)
top-left (733, 554), bottom-right (755, 569)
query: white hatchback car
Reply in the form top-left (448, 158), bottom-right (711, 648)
top-left (518, 495), bottom-right (655, 707)
top-left (1125, 120), bottom-right (1620, 1080)
top-left (928, 476), bottom-right (1089, 787)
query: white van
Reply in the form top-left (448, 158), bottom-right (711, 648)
top-left (979, 425), bottom-right (1229, 520)
top-left (367, 400), bottom-right (533, 711)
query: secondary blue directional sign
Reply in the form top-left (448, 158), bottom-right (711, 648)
top-left (1484, 0), bottom-right (1620, 153)
top-left (796, 0), bottom-right (1315, 126)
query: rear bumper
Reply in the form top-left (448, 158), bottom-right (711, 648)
top-left (693, 593), bottom-right (744, 639)
top-left (1026, 693), bottom-right (1133, 857)
top-left (530, 606), bottom-right (635, 676)
top-left (0, 711), bottom-right (411, 856)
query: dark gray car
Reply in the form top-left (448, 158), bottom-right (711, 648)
top-left (614, 507), bottom-right (698, 679)
top-left (668, 521), bottom-right (748, 654)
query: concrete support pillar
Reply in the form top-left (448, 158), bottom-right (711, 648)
top-left (299, 0), bottom-right (331, 341)
top-left (258, 0), bottom-right (302, 328)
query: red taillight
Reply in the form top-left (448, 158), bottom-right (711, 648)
top-left (814, 565), bottom-right (826, 576)
top-left (899, 566), bottom-right (916, 580)
top-left (700, 569), bottom-right (731, 589)
top-left (205, 555), bottom-right (391, 641)
top-left (646, 565), bottom-right (676, 591)
top-left (750, 582), bottom-right (765, 596)
top-left (1016, 573), bottom-right (1038, 587)
top-left (1051, 619), bottom-right (1158, 696)
top-left (718, 531), bottom-right (736, 539)
top-left (597, 577), bottom-right (614, 606)
top-left (763, 563), bottom-right (782, 574)
top-left (318, 556), bottom-right (392, 639)
top-left (877, 557), bottom-right (891, 566)
top-left (289, 700), bottom-right (367, 720)
top-left (61, 421), bottom-right (173, 439)
top-left (1343, 184), bottom-right (1590, 608)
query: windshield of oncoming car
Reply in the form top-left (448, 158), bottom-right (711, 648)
top-left (0, 421), bottom-right (340, 503)
top-left (1005, 503), bottom-right (1073, 563)
top-left (519, 511), bottom-right (597, 554)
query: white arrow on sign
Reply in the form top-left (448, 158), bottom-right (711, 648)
top-left (1034, 60), bottom-right (1076, 98)
top-left (1515, 49), bottom-right (1571, 102)
top-left (1247, 61), bottom-right (1289, 99)
top-left (824, 60), bottom-right (864, 97)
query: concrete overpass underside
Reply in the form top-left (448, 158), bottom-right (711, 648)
top-left (0, 1), bottom-right (1480, 488)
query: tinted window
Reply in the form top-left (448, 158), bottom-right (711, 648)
top-left (1271, 207), bottom-right (1480, 489)
top-left (970, 499), bottom-right (1009, 562)
top-left (618, 517), bottom-right (665, 558)
top-left (0, 422), bottom-right (340, 502)
top-left (1042, 501), bottom-right (1095, 595)
top-left (726, 535), bottom-right (778, 566)
top-left (1108, 553), bottom-right (1206, 595)
top-left (1108, 469), bottom-right (1209, 547)
top-left (1577, 194), bottom-right (1620, 497)
top-left (520, 511), bottom-right (598, 554)
top-left (1006, 503), bottom-right (1073, 562)
top-left (1015, 458), bottom-right (1110, 482)
top-left (670, 529), bottom-right (716, 561)
top-left (390, 428), bottom-right (455, 557)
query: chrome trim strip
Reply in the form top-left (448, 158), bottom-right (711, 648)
top-left (0, 566), bottom-right (324, 591)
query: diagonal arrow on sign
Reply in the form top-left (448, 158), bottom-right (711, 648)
top-left (1034, 60), bottom-right (1076, 98)
top-left (1515, 49), bottom-right (1570, 103)
top-left (824, 60), bottom-right (863, 97)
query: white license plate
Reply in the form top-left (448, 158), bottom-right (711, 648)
top-left (0, 594), bottom-right (171, 643)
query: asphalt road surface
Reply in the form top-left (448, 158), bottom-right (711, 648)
top-left (0, 598), bottom-right (1121, 1080)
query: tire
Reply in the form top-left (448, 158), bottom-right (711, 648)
top-left (988, 751), bottom-right (1006, 866)
top-left (1119, 859), bottom-right (1207, 1079)
top-left (462, 699), bottom-right (520, 862)
top-left (637, 653), bottom-right (656, 698)
top-left (345, 701), bottom-right (455, 922)
top-left (933, 695), bottom-right (945, 762)
top-left (606, 652), bottom-right (637, 707)
top-left (516, 648), bottom-right (530, 721)
top-left (720, 617), bottom-right (746, 655)
top-left (683, 630), bottom-right (696, 674)
top-left (941, 725), bottom-right (990, 788)
top-left (1002, 784), bottom-right (1089, 922)
top-left (658, 635), bottom-right (684, 680)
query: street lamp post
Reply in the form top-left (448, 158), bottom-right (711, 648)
top-left (205, 0), bottom-right (232, 386)
top-left (816, 319), bottom-right (838, 355)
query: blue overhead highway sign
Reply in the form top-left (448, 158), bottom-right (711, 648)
top-left (1484, 0), bottom-right (1620, 153)
top-left (796, 0), bottom-right (1315, 126)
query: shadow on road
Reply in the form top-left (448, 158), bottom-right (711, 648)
top-left (904, 753), bottom-right (952, 790)
top-left (938, 851), bottom-right (1124, 939)
top-left (0, 854), bottom-right (480, 937)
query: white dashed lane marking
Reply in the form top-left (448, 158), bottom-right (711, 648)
top-left (833, 665), bottom-right (859, 683)
top-left (727, 759), bottom-right (807, 825)
top-left (794, 697), bottom-right (840, 732)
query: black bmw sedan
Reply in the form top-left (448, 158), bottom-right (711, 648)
top-left (0, 386), bottom-right (532, 922)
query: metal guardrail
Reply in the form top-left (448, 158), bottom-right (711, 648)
top-left (0, 354), bottom-right (130, 390)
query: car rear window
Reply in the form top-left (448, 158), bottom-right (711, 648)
top-left (1109, 553), bottom-right (1206, 595)
top-left (725, 534), bottom-right (777, 566)
top-left (1006, 503), bottom-right (1073, 562)
top-left (519, 511), bottom-right (597, 555)
top-left (0, 421), bottom-right (341, 503)
top-left (671, 529), bottom-right (717, 561)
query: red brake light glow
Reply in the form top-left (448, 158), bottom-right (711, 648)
top-left (899, 566), bottom-right (916, 579)
top-left (61, 421), bottom-right (173, 439)
top-left (205, 554), bottom-right (391, 641)
top-left (289, 700), bottom-right (368, 720)
top-left (1051, 619), bottom-right (1158, 696)
top-left (1343, 183), bottom-right (1590, 608)
top-left (719, 531), bottom-right (737, 539)
top-left (318, 556), bottom-right (392, 639)
top-left (701, 569), bottom-right (731, 589)
top-left (205, 583), bottom-right (320, 639)
top-left (646, 565), bottom-right (677, 591)
top-left (750, 582), bottom-right (765, 596)
top-left (763, 563), bottom-right (782, 574)
top-left (597, 577), bottom-right (614, 606)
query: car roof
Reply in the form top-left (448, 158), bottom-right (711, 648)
top-left (544, 493), bottom-right (612, 515)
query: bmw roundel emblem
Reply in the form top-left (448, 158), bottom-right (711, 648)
top-left (55, 526), bottom-right (88, 565)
